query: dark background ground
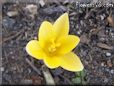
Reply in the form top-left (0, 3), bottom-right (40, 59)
top-left (1, 0), bottom-right (114, 85)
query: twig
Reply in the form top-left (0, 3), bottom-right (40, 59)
top-left (3, 49), bottom-right (9, 64)
top-left (25, 58), bottom-right (41, 75)
top-left (0, 29), bottom-right (24, 45)
top-left (84, 8), bottom-right (97, 19)
top-left (42, 65), bottom-right (55, 85)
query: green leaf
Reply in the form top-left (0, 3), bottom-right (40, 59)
top-left (72, 70), bottom-right (87, 85)
top-left (80, 70), bottom-right (86, 78)
top-left (76, 72), bottom-right (81, 77)
top-left (72, 77), bottom-right (81, 84)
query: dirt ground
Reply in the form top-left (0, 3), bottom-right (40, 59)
top-left (1, 0), bottom-right (114, 85)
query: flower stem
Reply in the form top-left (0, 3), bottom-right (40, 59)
top-left (42, 65), bottom-right (55, 85)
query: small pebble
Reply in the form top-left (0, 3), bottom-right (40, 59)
top-left (110, 70), bottom-right (114, 74)
top-left (106, 30), bottom-right (109, 33)
top-left (99, 37), bottom-right (105, 41)
top-left (25, 4), bottom-right (37, 15)
top-left (1, 67), bottom-right (4, 72)
top-left (28, 68), bottom-right (31, 73)
top-left (105, 68), bottom-right (110, 72)
top-left (7, 11), bottom-right (18, 17)
top-left (76, 24), bottom-right (79, 28)
top-left (39, 0), bottom-right (45, 7)
top-left (106, 52), bottom-right (111, 57)
top-left (77, 30), bottom-right (82, 35)
top-left (100, 15), bottom-right (105, 20)
top-left (101, 62), bottom-right (105, 66)
top-left (9, 51), bottom-right (13, 54)
top-left (104, 78), bottom-right (108, 83)
top-left (34, 36), bottom-right (37, 40)
top-left (112, 35), bottom-right (114, 38)
top-left (11, 56), bottom-right (15, 59)
top-left (111, 33), bottom-right (114, 37)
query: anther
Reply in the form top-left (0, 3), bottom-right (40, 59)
top-left (55, 43), bottom-right (61, 47)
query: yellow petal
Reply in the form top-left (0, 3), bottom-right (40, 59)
top-left (26, 40), bottom-right (45, 59)
top-left (53, 13), bottom-right (69, 39)
top-left (60, 52), bottom-right (84, 72)
top-left (38, 21), bottom-right (55, 47)
top-left (44, 56), bottom-right (60, 69)
top-left (57, 35), bottom-right (80, 55)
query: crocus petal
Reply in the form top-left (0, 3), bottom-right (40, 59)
top-left (38, 21), bottom-right (55, 47)
top-left (57, 35), bottom-right (80, 55)
top-left (44, 56), bottom-right (60, 69)
top-left (53, 13), bottom-right (69, 39)
top-left (26, 40), bottom-right (45, 59)
top-left (60, 52), bottom-right (84, 72)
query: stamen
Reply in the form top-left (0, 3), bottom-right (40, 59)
top-left (48, 45), bottom-right (56, 52)
top-left (48, 39), bottom-right (61, 53)
top-left (55, 43), bottom-right (61, 47)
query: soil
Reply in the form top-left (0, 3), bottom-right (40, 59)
top-left (1, 0), bottom-right (114, 85)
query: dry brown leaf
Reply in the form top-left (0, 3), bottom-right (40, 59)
top-left (30, 75), bottom-right (43, 85)
top-left (97, 43), bottom-right (113, 50)
top-left (107, 15), bottom-right (114, 27)
top-left (107, 60), bottom-right (112, 67)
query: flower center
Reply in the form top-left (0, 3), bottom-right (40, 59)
top-left (48, 39), bottom-right (61, 53)
top-left (48, 45), bottom-right (56, 52)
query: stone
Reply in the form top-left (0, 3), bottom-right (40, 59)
top-left (39, 0), bottom-right (45, 7)
top-left (110, 70), bottom-right (114, 74)
top-left (25, 4), bottom-right (37, 15)
top-left (1, 67), bottom-right (4, 72)
top-left (7, 11), bottom-right (18, 17)
top-left (106, 52), bottom-right (111, 57)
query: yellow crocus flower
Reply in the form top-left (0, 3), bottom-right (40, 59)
top-left (26, 13), bottom-right (84, 72)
